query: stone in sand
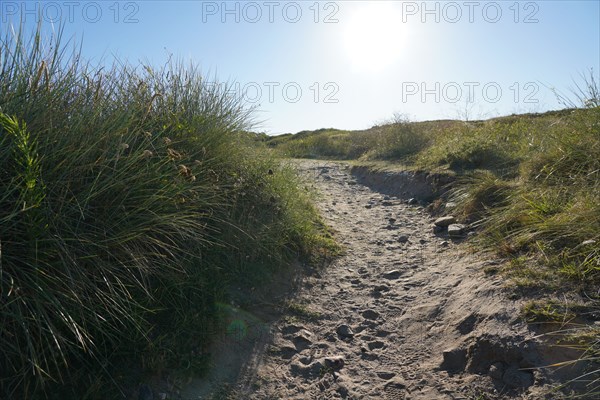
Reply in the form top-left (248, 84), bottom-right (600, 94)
top-left (382, 270), bottom-right (402, 280)
top-left (448, 224), bottom-right (466, 237)
top-left (397, 235), bottom-right (409, 243)
top-left (324, 356), bottom-right (345, 370)
top-left (377, 371), bottom-right (396, 380)
top-left (434, 216), bottom-right (456, 227)
top-left (362, 309), bottom-right (380, 320)
top-left (336, 324), bottom-right (354, 338)
top-left (367, 340), bottom-right (385, 350)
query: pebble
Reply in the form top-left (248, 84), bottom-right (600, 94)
top-left (367, 340), bottom-right (385, 350)
top-left (397, 235), bottom-right (409, 243)
top-left (448, 224), bottom-right (466, 237)
top-left (362, 309), bottom-right (380, 320)
top-left (336, 324), bottom-right (355, 338)
top-left (434, 216), bottom-right (456, 227)
top-left (324, 356), bottom-right (345, 370)
top-left (382, 270), bottom-right (402, 280)
top-left (377, 371), bottom-right (396, 380)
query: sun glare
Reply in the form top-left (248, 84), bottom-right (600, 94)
top-left (342, 3), bottom-right (405, 72)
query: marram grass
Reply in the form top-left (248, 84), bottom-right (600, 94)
top-left (0, 25), bottom-right (328, 398)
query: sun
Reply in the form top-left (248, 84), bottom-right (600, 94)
top-left (342, 3), bottom-right (405, 72)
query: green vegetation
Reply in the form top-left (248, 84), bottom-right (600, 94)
top-left (0, 26), bottom-right (332, 398)
top-left (269, 106), bottom-right (600, 290)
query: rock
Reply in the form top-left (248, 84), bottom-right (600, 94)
top-left (434, 216), bottom-right (456, 227)
top-left (350, 278), bottom-right (361, 285)
top-left (365, 204), bottom-right (372, 209)
top-left (440, 347), bottom-right (467, 372)
top-left (367, 340), bottom-right (385, 350)
top-left (407, 198), bottom-right (418, 205)
top-left (432, 224), bottom-right (444, 234)
top-left (445, 201), bottom-right (457, 209)
top-left (377, 371), bottom-right (396, 380)
top-left (397, 235), bottom-right (409, 243)
top-left (448, 224), bottom-right (466, 237)
top-left (382, 201), bottom-right (393, 206)
top-left (336, 324), bottom-right (355, 338)
top-left (582, 239), bottom-right (597, 246)
top-left (324, 356), bottom-right (345, 370)
top-left (488, 362), bottom-right (505, 380)
top-left (382, 270), bottom-right (402, 280)
top-left (362, 309), bottom-right (380, 320)
top-left (502, 366), bottom-right (534, 388)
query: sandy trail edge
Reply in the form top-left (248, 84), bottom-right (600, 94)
top-left (182, 160), bottom-right (586, 400)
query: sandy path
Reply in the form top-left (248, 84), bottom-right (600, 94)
top-left (184, 160), bottom-right (577, 400)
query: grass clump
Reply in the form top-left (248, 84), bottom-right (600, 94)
top-left (268, 128), bottom-right (374, 160)
top-left (0, 25), bottom-right (328, 398)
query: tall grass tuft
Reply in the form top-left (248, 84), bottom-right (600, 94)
top-left (0, 25), bottom-right (325, 397)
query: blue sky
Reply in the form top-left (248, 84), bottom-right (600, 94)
top-left (2, 1), bottom-right (599, 134)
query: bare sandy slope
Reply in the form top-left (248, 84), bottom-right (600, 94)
top-left (182, 160), bottom-right (586, 400)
